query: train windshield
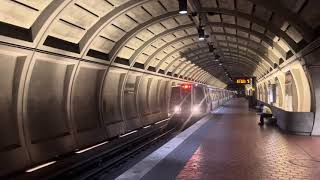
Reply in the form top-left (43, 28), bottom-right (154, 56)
top-left (169, 86), bottom-right (191, 108)
top-left (170, 87), bottom-right (181, 106)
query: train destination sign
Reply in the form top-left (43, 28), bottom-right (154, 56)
top-left (234, 77), bottom-right (251, 84)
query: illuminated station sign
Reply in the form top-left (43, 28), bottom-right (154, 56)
top-left (234, 77), bottom-right (251, 84)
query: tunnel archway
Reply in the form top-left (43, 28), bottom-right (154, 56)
top-left (275, 77), bottom-right (283, 108)
top-left (2, 0), bottom-right (320, 175)
top-left (263, 83), bottom-right (268, 103)
top-left (284, 71), bottom-right (298, 112)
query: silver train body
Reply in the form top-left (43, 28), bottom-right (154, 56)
top-left (168, 83), bottom-right (235, 128)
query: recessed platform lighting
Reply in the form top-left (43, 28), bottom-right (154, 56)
top-left (120, 130), bottom-right (138, 138)
top-left (75, 141), bottom-right (109, 154)
top-left (143, 125), bottom-right (151, 129)
top-left (26, 161), bottom-right (56, 172)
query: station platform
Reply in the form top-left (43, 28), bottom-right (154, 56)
top-left (115, 98), bottom-right (320, 180)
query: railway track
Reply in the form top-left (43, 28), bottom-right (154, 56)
top-left (47, 127), bottom-right (176, 180)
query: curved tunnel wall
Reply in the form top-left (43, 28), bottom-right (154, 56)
top-left (257, 60), bottom-right (311, 112)
top-left (0, 44), bottom-right (229, 175)
top-left (1, 0), bottom-right (320, 174)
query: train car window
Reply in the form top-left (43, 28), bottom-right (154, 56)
top-left (204, 87), bottom-right (209, 103)
top-left (169, 87), bottom-right (181, 107)
top-left (181, 93), bottom-right (191, 111)
top-left (194, 87), bottom-right (205, 104)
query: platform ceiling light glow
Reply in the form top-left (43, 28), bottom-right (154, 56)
top-left (178, 0), bottom-right (188, 14)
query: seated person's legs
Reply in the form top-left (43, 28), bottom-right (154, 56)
top-left (258, 105), bottom-right (273, 126)
top-left (259, 113), bottom-right (265, 125)
top-left (259, 113), bottom-right (273, 126)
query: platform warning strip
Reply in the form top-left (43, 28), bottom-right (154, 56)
top-left (115, 108), bottom-right (223, 180)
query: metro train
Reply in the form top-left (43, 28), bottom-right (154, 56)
top-left (168, 83), bottom-right (235, 128)
top-left (0, 79), bottom-right (234, 177)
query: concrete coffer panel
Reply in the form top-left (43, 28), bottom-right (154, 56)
top-left (137, 75), bottom-right (150, 125)
top-left (146, 77), bottom-right (162, 123)
top-left (25, 59), bottom-right (76, 163)
top-left (71, 64), bottom-right (106, 148)
top-left (102, 68), bottom-right (126, 138)
top-left (0, 53), bottom-right (28, 175)
top-left (123, 72), bottom-right (142, 130)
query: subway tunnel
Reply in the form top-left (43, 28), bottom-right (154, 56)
top-left (1, 0), bottom-right (320, 179)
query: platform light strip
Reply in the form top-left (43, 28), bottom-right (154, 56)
top-left (26, 161), bottom-right (56, 172)
top-left (75, 141), bottom-right (109, 154)
top-left (155, 118), bottom-right (170, 125)
top-left (143, 125), bottom-right (151, 129)
top-left (120, 130), bottom-right (138, 138)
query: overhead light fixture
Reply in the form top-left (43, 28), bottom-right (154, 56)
top-left (178, 0), bottom-right (188, 14)
top-left (198, 26), bottom-right (205, 41)
top-left (219, 63), bottom-right (222, 66)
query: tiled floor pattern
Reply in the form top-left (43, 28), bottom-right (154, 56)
top-left (176, 98), bottom-right (320, 180)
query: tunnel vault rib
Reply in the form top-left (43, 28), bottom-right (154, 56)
top-left (107, 11), bottom-right (181, 65)
top-left (179, 46), bottom-right (273, 69)
top-left (0, 0), bottom-right (318, 84)
top-left (182, 49), bottom-right (270, 71)
top-left (164, 41), bottom-right (274, 69)
top-left (245, 0), bottom-right (316, 42)
top-left (136, 32), bottom-right (275, 76)
top-left (200, 59), bottom-right (263, 77)
top-left (205, 63), bottom-right (260, 77)
top-left (148, 35), bottom-right (274, 75)
top-left (186, 52), bottom-right (266, 73)
top-left (195, 55), bottom-right (265, 76)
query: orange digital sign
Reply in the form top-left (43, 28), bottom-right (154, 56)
top-left (235, 78), bottom-right (251, 84)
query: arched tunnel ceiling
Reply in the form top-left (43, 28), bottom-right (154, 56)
top-left (0, 0), bottom-right (319, 84)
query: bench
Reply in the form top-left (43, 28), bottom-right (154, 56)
top-left (257, 100), bottom-right (314, 135)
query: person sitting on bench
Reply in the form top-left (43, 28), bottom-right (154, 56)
top-left (258, 105), bottom-right (272, 126)
top-left (256, 103), bottom-right (264, 113)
